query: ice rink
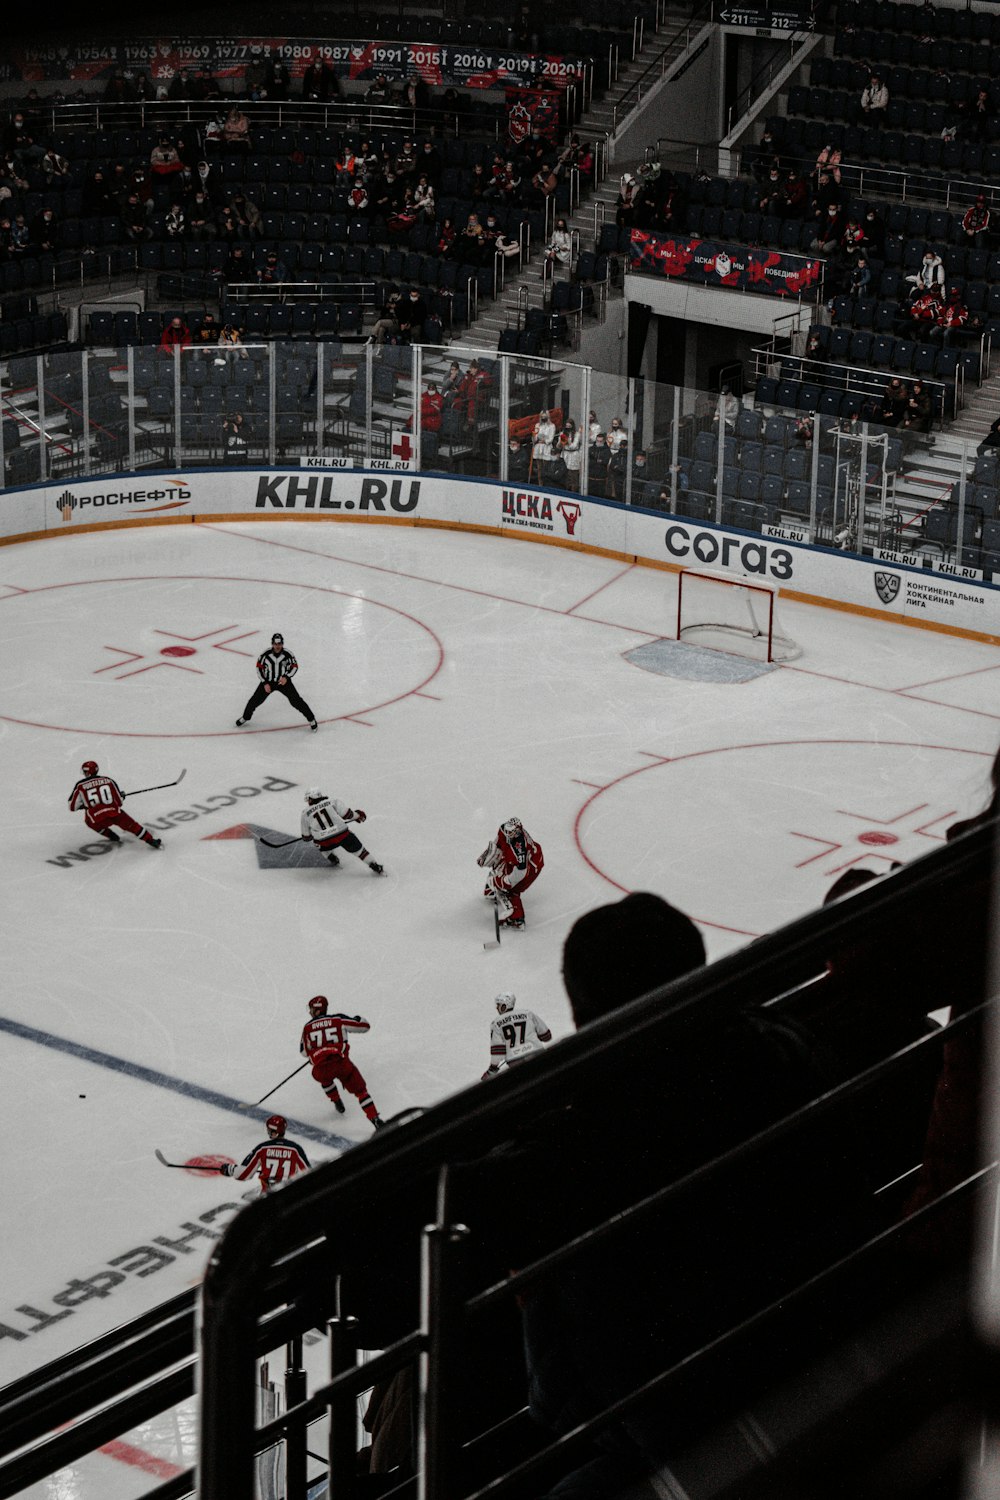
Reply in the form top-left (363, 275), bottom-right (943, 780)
top-left (3, 514), bottom-right (1000, 1494)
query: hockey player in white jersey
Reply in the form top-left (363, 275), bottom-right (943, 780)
top-left (482, 993), bottom-right (552, 1079)
top-left (300, 790), bottom-right (385, 874)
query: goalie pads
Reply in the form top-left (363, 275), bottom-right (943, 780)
top-left (494, 890), bottom-right (515, 922)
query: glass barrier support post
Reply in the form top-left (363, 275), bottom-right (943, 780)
top-left (284, 1337), bottom-right (307, 1500)
top-left (37, 354), bottom-right (48, 484)
top-left (172, 343), bottom-right (182, 472)
top-left (81, 351), bottom-right (92, 477)
top-left (327, 1314), bottom-right (359, 1500)
top-left (267, 346), bottom-right (277, 469)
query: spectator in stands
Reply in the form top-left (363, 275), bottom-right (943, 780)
top-left (413, 175), bottom-right (435, 219)
top-left (104, 68), bottom-right (135, 103)
top-left (507, 436), bottom-right (530, 483)
top-left (758, 164), bottom-right (787, 216)
top-left (907, 248), bottom-right (946, 296)
top-left (804, 331), bottom-right (826, 366)
top-left (222, 106), bottom-right (251, 151)
top-left (616, 171), bottom-right (639, 229)
top-left (931, 286), bottom-right (972, 345)
top-left (977, 415), bottom-right (1000, 455)
top-left (558, 420), bottom-right (582, 489)
top-left (38, 145), bottom-right (68, 183)
top-left (398, 288), bottom-right (427, 344)
top-left (861, 206), bottom-right (885, 259)
top-left (7, 211), bottom-right (29, 255)
top-left (606, 433), bottom-right (629, 500)
top-left (217, 322), bottom-right (248, 359)
top-left (531, 410), bottom-right (557, 480)
top-left (453, 359), bottom-right (492, 427)
top-left (185, 190), bottom-right (215, 239)
top-left (587, 410), bottom-right (603, 447)
top-left (349, 179), bottom-right (370, 215)
top-left (160, 315), bottom-right (190, 354)
top-left (395, 139), bottom-right (418, 181)
top-left (372, 289), bottom-right (403, 346)
top-left (230, 191), bottom-right (262, 239)
top-left (604, 415), bottom-right (628, 452)
top-left (404, 74), bottom-right (429, 119)
top-left (222, 411), bottom-right (249, 462)
top-left (150, 137), bottom-right (186, 185)
top-left (267, 55), bottom-right (291, 100)
top-left (713, 384), bottom-right (741, 432)
top-left (164, 201), bottom-right (186, 240)
top-left (435, 216), bottom-right (457, 259)
top-left (406, 380), bottom-right (443, 435)
top-left (966, 88), bottom-right (991, 143)
top-left (810, 200), bottom-right (846, 255)
top-left (484, 156), bottom-right (512, 203)
top-left (588, 432), bottom-right (610, 495)
top-left (632, 449), bottom-right (650, 485)
top-left (901, 379), bottom-right (933, 435)
top-left (495, 225), bottom-right (521, 264)
top-left (844, 255), bottom-right (871, 301)
top-left (366, 73), bottom-right (392, 106)
top-left (226, 244), bottom-right (251, 282)
top-left (861, 72), bottom-right (889, 116)
top-left (416, 138), bottom-right (441, 186)
top-left (121, 194), bottom-right (152, 243)
top-left (961, 194), bottom-right (991, 249)
top-left (530, 161), bottom-right (559, 207)
top-left (442, 361), bottom-right (463, 401)
top-left (903, 286), bottom-right (943, 339)
top-left (256, 248), bottom-right (287, 285)
top-left (880, 377), bottom-right (909, 427)
top-left (750, 126), bottom-right (780, 183)
top-left (457, 212), bottom-right (487, 265)
top-left (28, 205), bottom-right (56, 253)
top-left (543, 218), bottom-right (572, 278)
top-left (302, 58), bottom-right (338, 101)
top-left (794, 413), bottom-right (815, 449)
top-left (82, 168), bottom-right (116, 217)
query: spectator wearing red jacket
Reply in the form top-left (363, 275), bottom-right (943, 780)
top-left (159, 315), bottom-right (190, 353)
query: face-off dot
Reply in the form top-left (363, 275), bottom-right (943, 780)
top-left (160, 645), bottom-right (197, 657)
top-left (857, 831), bottom-right (899, 846)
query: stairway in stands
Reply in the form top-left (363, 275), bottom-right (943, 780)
top-left (457, 3), bottom-right (700, 352)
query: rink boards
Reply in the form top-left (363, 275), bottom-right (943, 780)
top-left (1, 466), bottom-right (998, 643)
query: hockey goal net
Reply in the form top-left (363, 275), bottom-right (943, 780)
top-left (676, 567), bottom-right (802, 663)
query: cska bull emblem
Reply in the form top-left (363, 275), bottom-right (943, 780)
top-left (874, 571), bottom-right (901, 604)
top-left (507, 102), bottom-right (532, 145)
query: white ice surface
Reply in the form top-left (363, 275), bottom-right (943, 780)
top-left (2, 518), bottom-right (999, 1492)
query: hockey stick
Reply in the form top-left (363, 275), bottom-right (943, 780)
top-left (258, 835), bottom-right (302, 849)
top-left (154, 1148), bottom-right (219, 1172)
top-left (124, 769), bottom-right (187, 797)
top-left (252, 1060), bottom-right (310, 1106)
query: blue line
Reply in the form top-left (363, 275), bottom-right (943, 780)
top-left (0, 1013), bottom-right (351, 1151)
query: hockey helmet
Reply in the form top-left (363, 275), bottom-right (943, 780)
top-left (501, 817), bottom-right (522, 837)
top-left (266, 1114), bottom-right (287, 1137)
top-left (308, 995), bottom-right (328, 1017)
top-left (271, 632), bottom-right (284, 645)
top-left (81, 760), bottom-right (99, 777)
top-left (495, 993), bottom-right (517, 1014)
top-left (305, 788), bottom-right (326, 803)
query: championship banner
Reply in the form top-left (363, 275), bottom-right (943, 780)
top-left (629, 230), bottom-right (823, 299)
top-left (1, 37), bottom-right (585, 90)
top-left (504, 85), bottom-right (562, 146)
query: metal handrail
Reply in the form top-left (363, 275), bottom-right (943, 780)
top-left (725, 29), bottom-right (817, 135)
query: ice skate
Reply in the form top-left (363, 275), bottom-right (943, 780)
top-left (368, 861), bottom-right (385, 875)
top-left (329, 1092), bottom-right (346, 1114)
top-left (501, 916), bottom-right (524, 930)
top-left (326, 853), bottom-right (341, 868)
top-left (373, 1116), bottom-right (385, 1129)
top-left (101, 830), bottom-right (121, 843)
top-left (235, 717), bottom-right (246, 726)
top-left (308, 720), bottom-right (318, 732)
top-left (148, 838), bottom-right (164, 850)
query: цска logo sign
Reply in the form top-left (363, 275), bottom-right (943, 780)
top-left (874, 570), bottom-right (901, 605)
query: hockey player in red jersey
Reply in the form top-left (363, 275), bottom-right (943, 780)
top-left (217, 1114), bottom-right (310, 1194)
top-left (68, 762), bottom-right (163, 849)
top-left (300, 995), bottom-right (384, 1128)
top-left (477, 817), bottom-right (543, 929)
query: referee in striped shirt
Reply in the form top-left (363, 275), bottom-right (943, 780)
top-left (236, 633), bottom-right (318, 731)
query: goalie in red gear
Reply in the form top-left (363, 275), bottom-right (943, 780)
top-left (300, 996), bottom-right (384, 1128)
top-left (68, 761), bottom-right (163, 849)
top-left (477, 817), bottom-right (544, 929)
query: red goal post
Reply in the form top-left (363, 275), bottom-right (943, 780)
top-left (675, 567), bottom-right (802, 663)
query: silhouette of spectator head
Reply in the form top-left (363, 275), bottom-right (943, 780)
top-left (562, 891), bottom-right (706, 1027)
